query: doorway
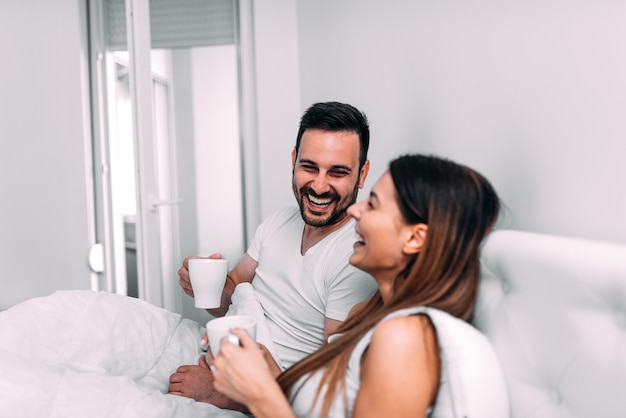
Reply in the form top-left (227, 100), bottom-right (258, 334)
top-left (88, 0), bottom-right (257, 320)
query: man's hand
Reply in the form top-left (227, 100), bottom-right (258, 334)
top-left (180, 252), bottom-right (259, 316)
top-left (168, 355), bottom-right (248, 412)
top-left (178, 253), bottom-right (223, 298)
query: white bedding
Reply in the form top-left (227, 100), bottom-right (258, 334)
top-left (0, 290), bottom-right (248, 418)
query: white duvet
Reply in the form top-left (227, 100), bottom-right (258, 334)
top-left (0, 290), bottom-right (248, 418)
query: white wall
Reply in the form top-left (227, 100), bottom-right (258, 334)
top-left (185, 45), bottom-right (245, 323)
top-left (3, 0), bottom-right (624, 310)
top-left (170, 45), bottom-right (246, 323)
top-left (191, 46), bottom-right (244, 263)
top-left (252, 0), bottom-right (302, 220)
top-left (0, 0), bottom-right (94, 309)
top-left (281, 0), bottom-right (626, 244)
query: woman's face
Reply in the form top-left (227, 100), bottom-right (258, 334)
top-left (347, 171), bottom-right (415, 279)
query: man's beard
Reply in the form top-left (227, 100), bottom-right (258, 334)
top-left (294, 181), bottom-right (360, 228)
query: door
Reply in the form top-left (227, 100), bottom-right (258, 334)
top-left (124, 0), bottom-right (173, 309)
top-left (88, 0), bottom-right (259, 318)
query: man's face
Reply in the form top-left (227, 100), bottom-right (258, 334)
top-left (292, 128), bottom-right (369, 228)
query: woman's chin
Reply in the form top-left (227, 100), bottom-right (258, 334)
top-left (349, 253), bottom-right (359, 267)
top-left (349, 252), bottom-right (367, 272)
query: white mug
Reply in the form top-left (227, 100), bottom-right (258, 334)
top-left (188, 258), bottom-right (228, 309)
top-left (206, 315), bottom-right (257, 358)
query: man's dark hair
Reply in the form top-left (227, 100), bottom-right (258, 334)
top-left (295, 102), bottom-right (370, 169)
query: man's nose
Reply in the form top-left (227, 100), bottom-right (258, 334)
top-left (311, 173), bottom-right (331, 194)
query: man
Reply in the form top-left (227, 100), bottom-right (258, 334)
top-left (168, 102), bottom-right (378, 410)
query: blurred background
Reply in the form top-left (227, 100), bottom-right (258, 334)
top-left (1, 0), bottom-right (625, 324)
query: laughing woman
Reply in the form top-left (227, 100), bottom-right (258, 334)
top-left (212, 154), bottom-right (507, 418)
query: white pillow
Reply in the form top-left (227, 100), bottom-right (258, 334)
top-left (426, 308), bottom-right (510, 418)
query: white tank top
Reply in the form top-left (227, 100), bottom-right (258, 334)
top-left (289, 306), bottom-right (509, 418)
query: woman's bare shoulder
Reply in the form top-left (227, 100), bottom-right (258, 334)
top-left (370, 313), bottom-right (437, 350)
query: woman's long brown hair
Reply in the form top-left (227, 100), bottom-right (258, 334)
top-left (277, 154), bottom-right (501, 417)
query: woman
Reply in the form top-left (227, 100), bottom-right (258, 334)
top-left (212, 154), bottom-right (501, 417)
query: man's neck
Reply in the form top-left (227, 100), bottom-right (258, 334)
top-left (300, 215), bottom-right (352, 255)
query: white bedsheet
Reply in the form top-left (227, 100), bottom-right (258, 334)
top-left (0, 290), bottom-right (247, 418)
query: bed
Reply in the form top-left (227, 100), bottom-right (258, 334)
top-left (473, 230), bottom-right (626, 418)
top-left (0, 289), bottom-right (246, 417)
top-left (1, 229), bottom-right (624, 417)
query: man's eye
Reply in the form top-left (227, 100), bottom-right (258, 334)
top-left (330, 171), bottom-right (349, 177)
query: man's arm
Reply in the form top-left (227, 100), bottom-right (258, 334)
top-left (324, 317), bottom-right (342, 339)
top-left (324, 300), bottom-right (367, 339)
top-left (168, 354), bottom-right (249, 412)
top-left (178, 253), bottom-right (258, 317)
top-left (169, 253), bottom-right (260, 407)
top-left (208, 253), bottom-right (258, 316)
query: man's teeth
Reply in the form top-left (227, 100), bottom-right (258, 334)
top-left (308, 195), bottom-right (332, 206)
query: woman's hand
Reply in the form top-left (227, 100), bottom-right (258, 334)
top-left (212, 328), bottom-right (275, 403)
top-left (204, 332), bottom-right (281, 378)
top-left (212, 329), bottom-right (296, 418)
top-left (258, 343), bottom-right (283, 378)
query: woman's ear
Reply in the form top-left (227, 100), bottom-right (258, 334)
top-left (403, 224), bottom-right (428, 255)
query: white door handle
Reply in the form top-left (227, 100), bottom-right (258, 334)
top-left (150, 197), bottom-right (183, 211)
top-left (88, 243), bottom-right (105, 273)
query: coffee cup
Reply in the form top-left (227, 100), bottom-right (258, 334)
top-left (188, 258), bottom-right (228, 309)
top-left (205, 315), bottom-right (257, 358)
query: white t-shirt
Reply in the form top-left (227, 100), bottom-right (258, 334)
top-left (247, 206), bottom-right (377, 369)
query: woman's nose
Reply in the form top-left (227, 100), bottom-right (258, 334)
top-left (347, 201), bottom-right (361, 218)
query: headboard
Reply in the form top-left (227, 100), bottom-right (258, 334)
top-left (473, 230), bottom-right (626, 418)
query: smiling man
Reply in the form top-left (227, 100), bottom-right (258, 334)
top-left (169, 102), bottom-right (378, 410)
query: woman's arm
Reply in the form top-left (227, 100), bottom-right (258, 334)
top-left (213, 329), bottom-right (296, 418)
top-left (352, 314), bottom-right (440, 418)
